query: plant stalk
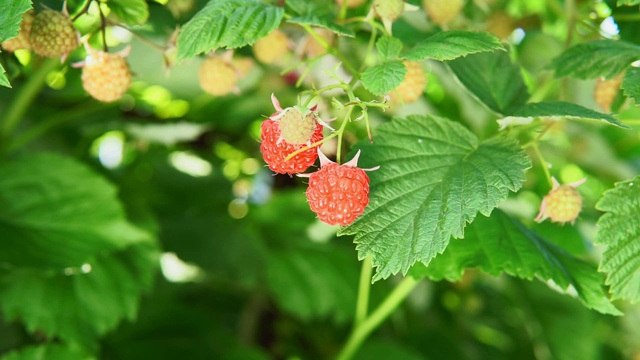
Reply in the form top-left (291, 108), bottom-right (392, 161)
top-left (336, 276), bottom-right (419, 360)
top-left (1, 59), bottom-right (59, 145)
top-left (355, 256), bottom-right (373, 326)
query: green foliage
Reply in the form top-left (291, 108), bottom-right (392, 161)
top-left (0, 244), bottom-right (159, 350)
top-left (0, 0), bottom-right (31, 87)
top-left (106, 0), bottom-right (149, 25)
top-left (622, 67), bottom-right (640, 104)
top-left (176, 0), bottom-right (285, 60)
top-left (617, 0), bottom-right (640, 6)
top-left (403, 31), bottom-right (504, 61)
top-left (376, 36), bottom-right (403, 62)
top-left (552, 40), bottom-right (640, 79)
top-left (411, 210), bottom-right (620, 315)
top-left (0, 154), bottom-right (152, 269)
top-left (0, 344), bottom-right (94, 360)
top-left (507, 101), bottom-right (626, 128)
top-left (341, 115), bottom-right (531, 280)
top-left (596, 175), bottom-right (640, 303)
top-left (361, 60), bottom-right (406, 95)
top-left (448, 50), bottom-right (530, 114)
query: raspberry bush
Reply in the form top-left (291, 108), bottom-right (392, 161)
top-left (1, 0), bottom-right (640, 359)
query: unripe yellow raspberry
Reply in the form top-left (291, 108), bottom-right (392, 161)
top-left (594, 75), bottom-right (623, 113)
top-left (486, 11), bottom-right (515, 39)
top-left (535, 178), bottom-right (586, 225)
top-left (81, 50), bottom-right (132, 103)
top-left (304, 28), bottom-right (334, 58)
top-left (253, 29), bottom-right (289, 64)
top-left (390, 60), bottom-right (427, 104)
top-left (30, 9), bottom-right (79, 58)
top-left (198, 56), bottom-right (237, 96)
top-left (1, 10), bottom-right (35, 52)
top-left (423, 0), bottom-right (465, 26)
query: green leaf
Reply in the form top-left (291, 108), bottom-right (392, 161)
top-left (0, 154), bottom-right (152, 270)
top-left (287, 15), bottom-right (355, 37)
top-left (448, 50), bottom-right (530, 114)
top-left (0, 0), bottom-right (31, 42)
top-left (596, 175), bottom-right (640, 303)
top-left (361, 60), bottom-right (406, 96)
top-left (106, 0), bottom-right (149, 25)
top-left (410, 210), bottom-right (620, 315)
top-left (553, 40), bottom-right (640, 79)
top-left (266, 246), bottom-right (358, 323)
top-left (498, 101), bottom-right (627, 129)
top-left (376, 36), bottom-right (403, 62)
top-left (177, 0), bottom-right (284, 61)
top-left (0, 62), bottom-right (9, 88)
top-left (403, 31), bottom-right (504, 61)
top-left (354, 340), bottom-right (424, 360)
top-left (340, 115), bottom-right (531, 281)
top-left (617, 0), bottom-right (640, 6)
top-left (0, 244), bottom-right (159, 350)
top-left (0, 344), bottom-right (94, 360)
top-left (622, 66), bottom-right (640, 104)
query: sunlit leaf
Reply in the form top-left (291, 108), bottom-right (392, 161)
top-left (361, 60), bottom-right (406, 96)
top-left (376, 36), bottom-right (403, 62)
top-left (622, 66), bottom-right (640, 104)
top-left (177, 0), bottom-right (284, 60)
top-left (553, 39), bottom-right (640, 79)
top-left (340, 115), bottom-right (531, 281)
top-left (596, 175), bottom-right (640, 303)
top-left (403, 30), bottom-right (504, 61)
top-left (107, 0), bottom-right (149, 25)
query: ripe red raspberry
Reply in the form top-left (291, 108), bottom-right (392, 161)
top-left (30, 9), bottom-right (79, 59)
top-left (81, 49), bottom-right (131, 102)
top-left (594, 75), bottom-right (623, 113)
top-left (260, 94), bottom-right (324, 174)
top-left (1, 9), bottom-right (35, 52)
top-left (535, 177), bottom-right (586, 225)
top-left (199, 56), bottom-right (238, 96)
top-left (423, 0), bottom-right (465, 27)
top-left (390, 60), bottom-right (427, 104)
top-left (304, 150), bottom-right (378, 226)
top-left (253, 29), bottom-right (289, 64)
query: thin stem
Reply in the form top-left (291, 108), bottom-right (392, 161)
top-left (336, 106), bottom-right (353, 163)
top-left (532, 143), bottom-right (553, 188)
top-left (336, 276), bottom-right (419, 360)
top-left (359, 23), bottom-right (378, 73)
top-left (564, 0), bottom-right (576, 48)
top-left (300, 24), bottom-right (359, 76)
top-left (72, 0), bottom-right (93, 21)
top-left (338, 0), bottom-right (349, 20)
top-left (0, 58), bottom-right (60, 148)
top-left (285, 133), bottom-right (337, 161)
top-left (98, 2), bottom-right (108, 52)
top-left (355, 256), bottom-right (373, 327)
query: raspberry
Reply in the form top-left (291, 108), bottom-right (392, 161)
top-left (594, 75), bottom-right (623, 113)
top-left (253, 29), bottom-right (289, 64)
top-left (372, 0), bottom-right (418, 34)
top-left (535, 177), bottom-right (586, 225)
top-left (423, 0), bottom-right (465, 26)
top-left (198, 56), bottom-right (237, 96)
top-left (390, 60), bottom-right (427, 104)
top-left (81, 49), bottom-right (131, 102)
top-left (486, 11), bottom-right (515, 39)
top-left (30, 9), bottom-right (79, 59)
top-left (304, 28), bottom-right (334, 58)
top-left (260, 94), bottom-right (325, 174)
top-left (1, 10), bottom-right (35, 52)
top-left (336, 0), bottom-right (367, 8)
top-left (260, 120), bottom-right (323, 175)
top-left (304, 150), bottom-right (377, 226)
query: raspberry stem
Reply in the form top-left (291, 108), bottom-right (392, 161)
top-left (354, 256), bottom-right (373, 326)
top-left (532, 142), bottom-right (554, 188)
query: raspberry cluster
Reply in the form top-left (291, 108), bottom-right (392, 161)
top-left (259, 94), bottom-right (378, 226)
